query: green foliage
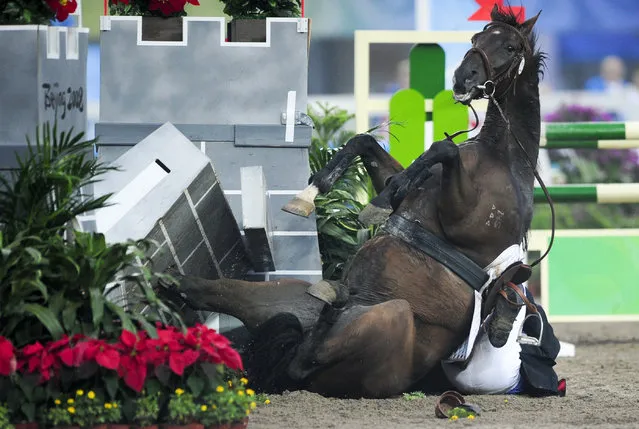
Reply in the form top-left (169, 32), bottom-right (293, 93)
top-left (45, 401), bottom-right (71, 428)
top-left (109, 0), bottom-right (191, 18)
top-left (219, 0), bottom-right (301, 19)
top-left (0, 122), bottom-right (185, 348)
top-left (0, 0), bottom-right (56, 25)
top-left (0, 403), bottom-right (14, 429)
top-left (167, 390), bottom-right (198, 425)
top-left (402, 391), bottom-right (426, 401)
top-left (133, 392), bottom-right (160, 427)
top-left (307, 103), bottom-right (377, 280)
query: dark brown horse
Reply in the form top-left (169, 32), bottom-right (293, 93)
top-left (160, 6), bottom-right (549, 399)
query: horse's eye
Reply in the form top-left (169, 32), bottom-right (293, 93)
top-left (507, 45), bottom-right (516, 53)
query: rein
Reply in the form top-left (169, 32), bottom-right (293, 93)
top-left (449, 22), bottom-right (555, 269)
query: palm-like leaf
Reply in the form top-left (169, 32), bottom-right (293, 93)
top-left (307, 103), bottom-right (380, 280)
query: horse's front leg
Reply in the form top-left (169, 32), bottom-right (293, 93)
top-left (359, 138), bottom-right (462, 225)
top-left (282, 134), bottom-right (403, 217)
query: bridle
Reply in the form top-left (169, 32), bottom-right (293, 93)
top-left (447, 20), bottom-right (556, 271)
top-left (465, 21), bottom-right (533, 101)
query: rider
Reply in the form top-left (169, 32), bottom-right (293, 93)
top-left (440, 245), bottom-right (565, 397)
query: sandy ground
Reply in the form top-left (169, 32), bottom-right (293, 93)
top-left (246, 323), bottom-right (639, 429)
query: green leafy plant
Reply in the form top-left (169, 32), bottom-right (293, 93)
top-left (45, 399), bottom-right (72, 428)
top-left (219, 0), bottom-right (301, 20)
top-left (133, 392), bottom-right (160, 427)
top-left (402, 391), bottom-right (426, 401)
top-left (0, 122), bottom-right (185, 349)
top-left (199, 378), bottom-right (254, 426)
top-left (102, 400), bottom-right (123, 425)
top-left (307, 103), bottom-right (377, 280)
top-left (109, 0), bottom-right (199, 18)
top-left (0, 403), bottom-right (14, 429)
top-left (166, 389), bottom-right (198, 425)
top-left (0, 0), bottom-right (75, 25)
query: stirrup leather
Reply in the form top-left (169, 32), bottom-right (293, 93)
top-left (498, 282), bottom-right (543, 347)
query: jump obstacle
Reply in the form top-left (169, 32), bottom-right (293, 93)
top-left (353, 29), bottom-right (639, 324)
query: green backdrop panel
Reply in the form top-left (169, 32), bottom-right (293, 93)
top-left (409, 44), bottom-right (445, 99)
top-left (432, 90), bottom-right (468, 144)
top-left (389, 89), bottom-right (425, 167)
top-left (547, 235), bottom-right (639, 316)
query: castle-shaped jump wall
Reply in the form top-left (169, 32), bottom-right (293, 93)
top-left (99, 16), bottom-right (309, 125)
top-left (96, 17), bottom-right (321, 332)
top-left (0, 25), bottom-right (88, 168)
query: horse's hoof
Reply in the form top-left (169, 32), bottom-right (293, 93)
top-left (486, 287), bottom-right (522, 348)
top-left (358, 203), bottom-right (392, 225)
top-left (281, 184), bottom-right (319, 217)
top-left (282, 197), bottom-right (315, 217)
top-left (307, 280), bottom-right (342, 305)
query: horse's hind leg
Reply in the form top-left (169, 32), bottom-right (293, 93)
top-left (290, 299), bottom-right (416, 398)
top-left (158, 275), bottom-right (325, 332)
top-left (283, 133), bottom-right (403, 217)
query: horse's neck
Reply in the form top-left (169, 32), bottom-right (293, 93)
top-left (478, 80), bottom-right (541, 171)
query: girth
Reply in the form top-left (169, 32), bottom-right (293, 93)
top-left (381, 214), bottom-right (489, 292)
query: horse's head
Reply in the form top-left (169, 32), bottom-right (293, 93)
top-left (453, 5), bottom-right (541, 105)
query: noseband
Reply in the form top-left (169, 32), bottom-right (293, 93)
top-left (464, 22), bottom-right (532, 99)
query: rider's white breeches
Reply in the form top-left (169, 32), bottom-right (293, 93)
top-left (441, 304), bottom-right (526, 395)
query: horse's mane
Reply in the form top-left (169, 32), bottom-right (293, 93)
top-left (491, 5), bottom-right (547, 79)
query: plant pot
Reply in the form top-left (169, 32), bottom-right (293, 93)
top-left (91, 425), bottom-right (109, 429)
top-left (230, 418), bottom-right (248, 429)
top-left (108, 424), bottom-right (131, 429)
top-left (14, 423), bottom-right (39, 429)
top-left (186, 424), bottom-right (204, 429)
top-left (139, 425), bottom-right (160, 429)
top-left (141, 16), bottom-right (183, 42)
top-left (227, 19), bottom-right (266, 42)
top-left (52, 426), bottom-right (80, 429)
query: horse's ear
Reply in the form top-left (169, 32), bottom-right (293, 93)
top-left (489, 4), bottom-right (501, 21)
top-left (520, 10), bottom-right (542, 36)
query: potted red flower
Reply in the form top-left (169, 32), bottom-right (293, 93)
top-left (107, 0), bottom-right (200, 42)
top-left (219, 0), bottom-right (302, 42)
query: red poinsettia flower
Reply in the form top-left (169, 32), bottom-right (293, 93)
top-left (148, 0), bottom-right (188, 17)
top-left (61, 338), bottom-right (120, 370)
top-left (0, 337), bottom-right (17, 376)
top-left (116, 330), bottom-right (149, 392)
top-left (110, 0), bottom-right (129, 4)
top-left (147, 327), bottom-right (198, 376)
top-left (45, 0), bottom-right (78, 22)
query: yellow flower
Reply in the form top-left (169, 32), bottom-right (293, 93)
top-left (104, 403), bottom-right (113, 410)
top-left (467, 415), bottom-right (476, 420)
top-left (76, 389), bottom-right (84, 396)
top-left (175, 388), bottom-right (185, 396)
top-left (113, 403), bottom-right (118, 409)
top-left (264, 399), bottom-right (271, 405)
top-left (450, 415), bottom-right (458, 421)
top-left (227, 380), bottom-right (233, 387)
top-left (54, 399), bottom-right (61, 405)
top-left (216, 386), bottom-right (224, 393)
top-left (87, 391), bottom-right (96, 400)
top-left (504, 399), bottom-right (509, 403)
top-left (250, 402), bottom-right (256, 410)
top-left (245, 410), bottom-right (250, 416)
top-left (212, 405), bottom-right (217, 410)
top-left (240, 377), bottom-right (248, 385)
top-left (238, 390), bottom-right (245, 396)
top-left (246, 389), bottom-right (255, 396)
top-left (67, 407), bottom-right (76, 414)
top-left (67, 399), bottom-right (75, 404)
top-left (200, 405), bottom-right (208, 412)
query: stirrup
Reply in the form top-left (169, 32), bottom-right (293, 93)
top-left (517, 312), bottom-right (543, 346)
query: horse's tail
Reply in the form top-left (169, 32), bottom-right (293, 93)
top-left (243, 312), bottom-right (305, 394)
